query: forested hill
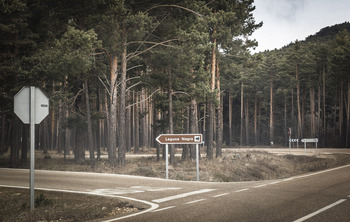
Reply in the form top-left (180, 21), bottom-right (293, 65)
top-left (305, 22), bottom-right (350, 42)
top-left (250, 21), bottom-right (350, 151)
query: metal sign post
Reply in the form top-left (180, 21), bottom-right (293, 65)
top-left (14, 86), bottom-right (49, 211)
top-left (288, 128), bottom-right (291, 153)
top-left (30, 87), bottom-right (35, 211)
top-left (156, 134), bottom-right (203, 181)
top-left (196, 144), bottom-right (199, 181)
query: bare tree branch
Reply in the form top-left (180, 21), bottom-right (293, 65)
top-left (126, 81), bottom-right (142, 93)
top-left (145, 4), bottom-right (203, 17)
top-left (127, 39), bottom-right (179, 61)
top-left (126, 64), bottom-right (144, 72)
top-left (126, 88), bottom-right (161, 109)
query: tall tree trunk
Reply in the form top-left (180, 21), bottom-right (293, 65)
top-left (333, 98), bottom-right (337, 147)
top-left (190, 97), bottom-right (198, 159)
top-left (339, 81), bottom-right (344, 144)
top-left (346, 80), bottom-right (350, 147)
top-left (240, 81), bottom-right (244, 146)
top-left (119, 33), bottom-right (127, 167)
top-left (202, 103), bottom-right (206, 143)
top-left (254, 92), bottom-right (258, 146)
top-left (21, 124), bottom-right (28, 161)
top-left (168, 69), bottom-right (175, 164)
top-left (56, 102), bottom-right (64, 153)
top-left (134, 91), bottom-right (140, 153)
top-left (74, 126), bottom-right (85, 163)
top-left (64, 102), bottom-right (70, 161)
top-left (269, 73), bottom-right (274, 145)
top-left (310, 87), bottom-right (316, 138)
top-left (10, 119), bottom-right (21, 168)
top-left (141, 88), bottom-right (148, 148)
top-left (207, 32), bottom-right (216, 160)
top-left (216, 59), bottom-right (222, 157)
top-left (0, 113), bottom-right (7, 154)
top-left (183, 107), bottom-right (189, 160)
top-left (317, 71), bottom-right (321, 138)
top-left (322, 66), bottom-right (327, 146)
top-left (296, 62), bottom-right (302, 140)
top-left (84, 79), bottom-right (95, 162)
top-left (245, 99), bottom-right (250, 146)
top-left (126, 91), bottom-right (132, 152)
top-left (291, 88), bottom-right (295, 137)
top-left (50, 86), bottom-right (56, 151)
top-left (148, 96), bottom-right (153, 148)
top-left (155, 108), bottom-right (161, 161)
top-left (284, 93), bottom-right (288, 146)
top-left (229, 92), bottom-right (233, 146)
top-left (108, 56), bottom-right (118, 165)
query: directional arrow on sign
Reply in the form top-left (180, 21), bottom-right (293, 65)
top-left (156, 134), bottom-right (202, 144)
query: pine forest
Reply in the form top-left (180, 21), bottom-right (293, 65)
top-left (1, 0), bottom-right (350, 168)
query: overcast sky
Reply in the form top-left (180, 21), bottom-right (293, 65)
top-left (250, 0), bottom-right (350, 52)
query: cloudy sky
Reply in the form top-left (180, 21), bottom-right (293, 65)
top-left (250, 0), bottom-right (350, 52)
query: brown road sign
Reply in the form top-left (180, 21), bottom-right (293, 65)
top-left (156, 134), bottom-right (203, 144)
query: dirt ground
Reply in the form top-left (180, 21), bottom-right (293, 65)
top-left (0, 187), bottom-right (139, 222)
top-left (1, 148), bottom-right (350, 221)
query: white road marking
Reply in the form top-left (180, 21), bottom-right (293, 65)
top-left (235, 188), bottom-right (249, 193)
top-left (254, 184), bottom-right (267, 188)
top-left (213, 193), bottom-right (229, 198)
top-left (292, 164), bottom-right (350, 179)
top-left (185, 199), bottom-right (206, 204)
top-left (152, 189), bottom-right (216, 203)
top-left (152, 206), bottom-right (176, 212)
top-left (293, 199), bottom-right (347, 222)
top-left (269, 181), bottom-right (281, 185)
top-left (90, 186), bottom-right (180, 195)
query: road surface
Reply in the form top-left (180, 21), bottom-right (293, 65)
top-left (1, 163), bottom-right (350, 221)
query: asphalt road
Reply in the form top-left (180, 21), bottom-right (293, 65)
top-left (1, 162), bottom-right (350, 222)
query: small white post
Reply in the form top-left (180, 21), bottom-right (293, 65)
top-left (196, 144), bottom-right (199, 181)
top-left (165, 144), bottom-right (169, 179)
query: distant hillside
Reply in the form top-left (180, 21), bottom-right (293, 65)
top-left (305, 22), bottom-right (350, 42)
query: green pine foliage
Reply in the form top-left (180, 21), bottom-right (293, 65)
top-left (1, 1), bottom-right (350, 165)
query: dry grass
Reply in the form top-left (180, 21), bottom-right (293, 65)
top-left (0, 187), bottom-right (139, 222)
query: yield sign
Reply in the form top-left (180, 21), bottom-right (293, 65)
top-left (156, 134), bottom-right (203, 144)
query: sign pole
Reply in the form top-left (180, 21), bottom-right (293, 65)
top-left (30, 86), bottom-right (35, 211)
top-left (288, 128), bottom-right (291, 153)
top-left (196, 144), bottom-right (199, 181)
top-left (165, 144), bottom-right (169, 180)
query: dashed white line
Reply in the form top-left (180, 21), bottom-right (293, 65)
top-left (254, 184), bottom-right (267, 188)
top-left (269, 181), bottom-right (281, 185)
top-left (213, 193), bottom-right (229, 198)
top-left (152, 206), bottom-right (176, 212)
top-left (185, 199), bottom-right (206, 204)
top-left (293, 199), bottom-right (347, 222)
top-left (152, 189), bottom-right (216, 203)
top-left (235, 188), bottom-right (249, 193)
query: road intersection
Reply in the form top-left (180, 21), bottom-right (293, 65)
top-left (1, 162), bottom-right (350, 221)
